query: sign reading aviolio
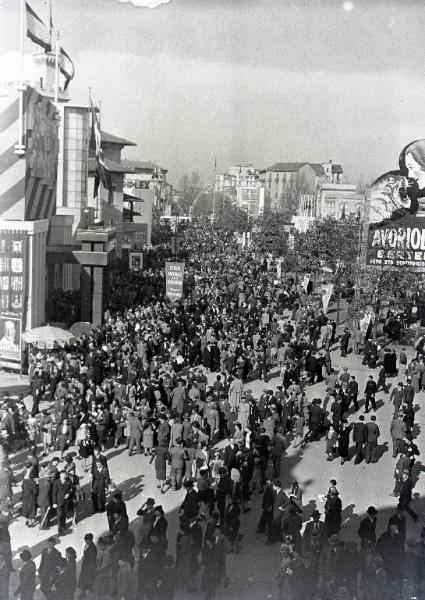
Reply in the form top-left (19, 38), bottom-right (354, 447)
top-left (165, 262), bottom-right (185, 301)
top-left (366, 140), bottom-right (425, 270)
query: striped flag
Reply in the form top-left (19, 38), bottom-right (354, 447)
top-left (60, 47), bottom-right (74, 90)
top-left (26, 2), bottom-right (52, 52)
top-left (90, 100), bottom-right (111, 197)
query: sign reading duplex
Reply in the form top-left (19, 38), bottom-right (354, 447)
top-left (165, 261), bottom-right (185, 300)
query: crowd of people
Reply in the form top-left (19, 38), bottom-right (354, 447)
top-left (0, 225), bottom-right (423, 599)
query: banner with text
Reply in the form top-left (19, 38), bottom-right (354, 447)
top-left (165, 261), bottom-right (185, 301)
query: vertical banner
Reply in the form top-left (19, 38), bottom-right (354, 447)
top-left (165, 261), bottom-right (185, 301)
top-left (129, 251), bottom-right (143, 272)
top-left (321, 283), bottom-right (334, 314)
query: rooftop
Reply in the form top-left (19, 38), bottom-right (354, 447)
top-left (262, 162), bottom-right (343, 175)
top-left (88, 157), bottom-right (136, 174)
top-left (101, 130), bottom-right (136, 147)
top-left (120, 159), bottom-right (167, 173)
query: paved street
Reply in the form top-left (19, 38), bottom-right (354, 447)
top-left (3, 327), bottom-right (424, 600)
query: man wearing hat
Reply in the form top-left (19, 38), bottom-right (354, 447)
top-left (303, 509), bottom-right (326, 567)
top-left (39, 537), bottom-right (62, 600)
top-left (137, 498), bottom-right (156, 548)
top-left (15, 549), bottom-right (36, 600)
top-left (106, 488), bottom-right (127, 534)
top-left (357, 506), bottom-right (377, 550)
top-left (78, 533), bottom-right (97, 600)
top-left (180, 479), bottom-right (199, 520)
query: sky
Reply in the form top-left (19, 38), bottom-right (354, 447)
top-left (1, 0), bottom-right (425, 187)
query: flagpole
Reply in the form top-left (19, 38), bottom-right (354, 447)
top-left (212, 158), bottom-right (216, 222)
top-left (88, 87), bottom-right (96, 218)
top-left (15, 0), bottom-right (26, 156)
top-left (54, 31), bottom-right (60, 105)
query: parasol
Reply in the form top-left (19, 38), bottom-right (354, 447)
top-left (69, 321), bottom-right (96, 337)
top-left (21, 325), bottom-right (74, 344)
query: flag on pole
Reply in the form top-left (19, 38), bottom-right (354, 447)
top-left (60, 47), bottom-right (74, 90)
top-left (90, 99), bottom-right (111, 197)
top-left (321, 283), bottom-right (334, 314)
top-left (301, 275), bottom-right (311, 294)
top-left (26, 2), bottom-right (52, 51)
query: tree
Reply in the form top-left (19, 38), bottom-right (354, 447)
top-left (253, 212), bottom-right (291, 257)
top-left (214, 196), bottom-right (250, 233)
top-left (175, 172), bottom-right (204, 215)
top-left (280, 172), bottom-right (310, 219)
top-left (295, 216), bottom-right (360, 278)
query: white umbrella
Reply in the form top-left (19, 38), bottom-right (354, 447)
top-left (21, 325), bottom-right (74, 344)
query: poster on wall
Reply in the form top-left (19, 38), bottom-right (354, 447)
top-left (0, 315), bottom-right (21, 363)
top-left (129, 251), bottom-right (143, 272)
top-left (0, 231), bottom-right (26, 316)
top-left (366, 139), bottom-right (425, 270)
top-left (165, 261), bottom-right (185, 301)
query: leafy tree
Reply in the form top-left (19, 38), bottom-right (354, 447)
top-left (253, 212), bottom-right (291, 257)
top-left (295, 216), bottom-right (360, 278)
top-left (214, 196), bottom-right (250, 233)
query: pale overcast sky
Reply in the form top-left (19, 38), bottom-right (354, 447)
top-left (1, 0), bottom-right (425, 186)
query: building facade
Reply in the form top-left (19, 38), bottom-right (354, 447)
top-left (215, 165), bottom-right (261, 215)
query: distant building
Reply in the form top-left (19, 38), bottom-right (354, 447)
top-left (215, 165), bottom-right (261, 215)
top-left (260, 160), bottom-right (363, 231)
top-left (120, 160), bottom-right (168, 249)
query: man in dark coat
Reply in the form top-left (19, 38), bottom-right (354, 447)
top-left (358, 506), bottom-right (377, 550)
top-left (347, 375), bottom-right (359, 411)
top-left (303, 509), bottom-right (327, 568)
top-left (352, 415), bottom-right (367, 464)
top-left (91, 446), bottom-right (110, 513)
top-left (340, 328), bottom-right (351, 357)
top-left (364, 416), bottom-right (380, 464)
top-left (266, 479), bottom-right (289, 545)
top-left (364, 376), bottom-right (377, 413)
top-left (106, 489), bottom-right (128, 533)
top-left (15, 549), bottom-right (36, 600)
top-left (52, 470), bottom-right (71, 534)
top-left (180, 479), bottom-right (199, 520)
top-left (376, 524), bottom-right (404, 582)
top-left (399, 472), bottom-right (418, 522)
top-left (324, 489), bottom-right (342, 537)
top-left (307, 400), bottom-right (324, 442)
top-left (78, 533), bottom-right (97, 599)
top-left (223, 438), bottom-right (238, 471)
top-left (256, 480), bottom-right (274, 535)
top-left (38, 537), bottom-right (62, 600)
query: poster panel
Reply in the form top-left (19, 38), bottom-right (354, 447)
top-left (165, 261), bottom-right (185, 301)
top-left (129, 251), bottom-right (143, 272)
top-left (0, 232), bottom-right (26, 315)
top-left (366, 140), bottom-right (425, 269)
top-left (0, 315), bottom-right (21, 363)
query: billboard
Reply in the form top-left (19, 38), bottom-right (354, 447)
top-left (165, 261), bottom-right (185, 301)
top-left (366, 139), bottom-right (425, 269)
top-left (0, 315), bottom-right (21, 363)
